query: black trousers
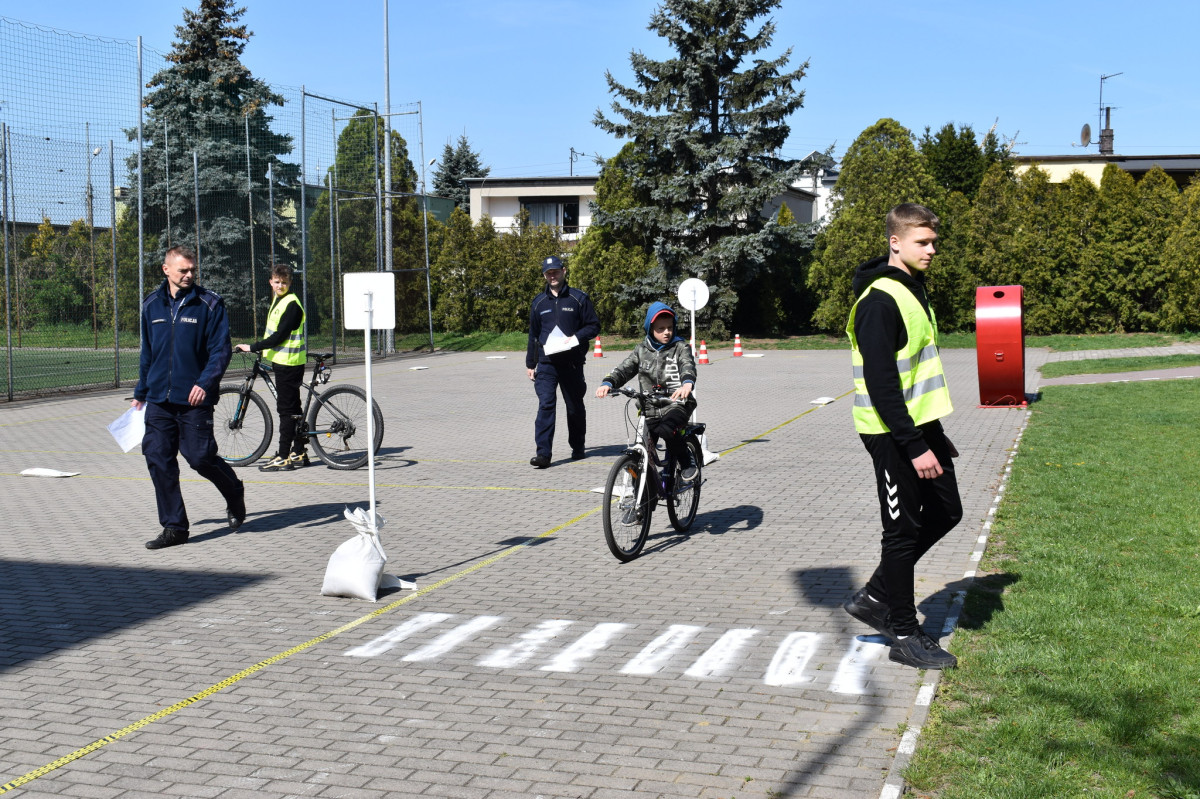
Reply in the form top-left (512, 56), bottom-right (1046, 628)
top-left (533, 360), bottom-right (586, 458)
top-left (647, 406), bottom-right (691, 465)
top-left (273, 362), bottom-right (306, 458)
top-left (861, 426), bottom-right (963, 636)
top-left (143, 401), bottom-right (244, 532)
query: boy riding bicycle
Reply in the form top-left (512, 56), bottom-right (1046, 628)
top-left (595, 302), bottom-right (698, 480)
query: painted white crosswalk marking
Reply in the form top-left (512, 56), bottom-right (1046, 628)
top-left (479, 619), bottom-right (574, 668)
top-left (343, 613), bottom-right (910, 693)
top-left (621, 624), bottom-right (704, 675)
top-left (829, 636), bottom-right (889, 695)
top-left (402, 615), bottom-right (503, 662)
top-left (683, 628), bottom-right (759, 679)
top-left (541, 623), bottom-right (629, 672)
top-left (763, 631), bottom-right (821, 686)
top-left (342, 612), bottom-right (453, 658)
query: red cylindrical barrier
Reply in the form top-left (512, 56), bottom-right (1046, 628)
top-left (975, 285), bottom-right (1026, 407)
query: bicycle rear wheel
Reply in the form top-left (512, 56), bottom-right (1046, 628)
top-left (666, 438), bottom-right (703, 532)
top-left (307, 385), bottom-right (384, 470)
top-left (215, 385), bottom-right (273, 466)
top-left (602, 453), bottom-right (653, 562)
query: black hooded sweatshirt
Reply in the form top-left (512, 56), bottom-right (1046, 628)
top-left (850, 254), bottom-right (945, 459)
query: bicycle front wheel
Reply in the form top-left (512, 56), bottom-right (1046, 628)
top-left (215, 384), bottom-right (273, 466)
top-left (307, 385), bottom-right (385, 470)
top-left (602, 453), bottom-right (653, 562)
top-left (666, 438), bottom-right (703, 532)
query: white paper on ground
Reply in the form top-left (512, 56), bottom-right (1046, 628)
top-left (810, 396), bottom-right (837, 406)
top-left (107, 406), bottom-right (146, 452)
top-left (21, 468), bottom-right (80, 478)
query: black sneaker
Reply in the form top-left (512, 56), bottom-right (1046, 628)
top-left (146, 527), bottom-right (188, 550)
top-left (530, 455), bottom-right (551, 469)
top-left (227, 489), bottom-right (246, 533)
top-left (259, 455), bottom-right (293, 472)
top-left (571, 449), bottom-right (586, 461)
top-left (843, 588), bottom-right (895, 640)
top-left (889, 631), bottom-right (957, 670)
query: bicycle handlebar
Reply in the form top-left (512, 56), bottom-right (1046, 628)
top-left (607, 386), bottom-right (678, 407)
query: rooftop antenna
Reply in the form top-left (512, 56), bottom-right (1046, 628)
top-left (1098, 73), bottom-right (1122, 146)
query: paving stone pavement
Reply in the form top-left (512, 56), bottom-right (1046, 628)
top-left (0, 345), bottom-right (1041, 798)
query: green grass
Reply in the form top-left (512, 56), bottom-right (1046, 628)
top-left (1041, 353), bottom-right (1200, 378)
top-left (905, 380), bottom-right (1200, 799)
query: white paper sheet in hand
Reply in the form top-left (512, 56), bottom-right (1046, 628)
top-left (542, 325), bottom-right (579, 356)
top-left (107, 406), bottom-right (146, 452)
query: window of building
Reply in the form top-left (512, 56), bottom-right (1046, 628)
top-left (521, 197), bottom-right (581, 234)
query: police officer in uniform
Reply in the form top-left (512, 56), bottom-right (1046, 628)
top-left (133, 246), bottom-right (245, 549)
top-left (525, 255), bottom-right (600, 468)
top-left (235, 263), bottom-right (308, 471)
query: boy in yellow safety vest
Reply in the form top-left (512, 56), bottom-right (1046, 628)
top-left (235, 263), bottom-right (308, 471)
top-left (843, 203), bottom-right (962, 670)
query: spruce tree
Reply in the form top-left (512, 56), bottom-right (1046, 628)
top-left (134, 0), bottom-right (296, 334)
top-left (432, 134), bottom-right (490, 213)
top-left (593, 0), bottom-right (812, 338)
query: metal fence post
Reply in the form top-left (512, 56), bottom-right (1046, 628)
top-left (3, 121), bottom-right (12, 401)
top-left (192, 149), bottom-right (201, 281)
top-left (109, 140), bottom-right (119, 387)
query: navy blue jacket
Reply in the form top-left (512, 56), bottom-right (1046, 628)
top-left (135, 280), bottom-right (232, 406)
top-left (525, 283), bottom-right (600, 368)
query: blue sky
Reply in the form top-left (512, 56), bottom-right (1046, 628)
top-left (9, 0), bottom-right (1200, 177)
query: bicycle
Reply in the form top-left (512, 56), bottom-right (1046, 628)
top-left (214, 351), bottom-right (384, 470)
top-left (599, 386), bottom-right (705, 562)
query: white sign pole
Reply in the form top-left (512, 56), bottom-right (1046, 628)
top-left (676, 278), bottom-right (718, 466)
top-left (363, 289), bottom-right (377, 528)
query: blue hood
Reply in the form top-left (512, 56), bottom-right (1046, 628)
top-left (643, 301), bottom-right (685, 351)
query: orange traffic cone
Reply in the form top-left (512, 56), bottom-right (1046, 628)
top-left (697, 340), bottom-right (710, 365)
top-left (733, 334), bottom-right (743, 357)
top-left (593, 337), bottom-right (604, 358)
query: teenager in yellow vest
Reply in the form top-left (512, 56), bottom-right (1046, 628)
top-left (235, 264), bottom-right (308, 471)
top-left (843, 203), bottom-right (962, 670)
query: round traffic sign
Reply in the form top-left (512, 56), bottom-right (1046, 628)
top-left (677, 278), bottom-right (709, 311)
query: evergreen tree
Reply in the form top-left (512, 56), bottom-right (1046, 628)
top-left (133, 0), bottom-right (296, 335)
top-left (307, 111), bottom-right (427, 334)
top-left (593, 0), bottom-right (813, 338)
top-left (429, 207), bottom-right (496, 332)
top-left (569, 144), bottom-right (657, 337)
top-left (1158, 178), bottom-right (1200, 332)
top-left (967, 162), bottom-right (1023, 289)
top-left (806, 118), bottom-right (942, 333)
top-left (432, 134), bottom-right (490, 213)
top-left (1115, 166), bottom-right (1179, 331)
top-left (919, 123), bottom-right (988, 199)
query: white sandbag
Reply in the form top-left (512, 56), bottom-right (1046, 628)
top-left (321, 507), bottom-right (388, 601)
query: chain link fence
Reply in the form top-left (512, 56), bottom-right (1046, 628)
top-left (1, 16), bottom-right (434, 401)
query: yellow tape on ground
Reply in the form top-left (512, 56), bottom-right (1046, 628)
top-left (0, 505), bottom-right (599, 795)
top-left (1, 390), bottom-right (850, 793)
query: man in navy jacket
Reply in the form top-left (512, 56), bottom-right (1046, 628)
top-left (525, 255), bottom-right (599, 468)
top-left (132, 246), bottom-right (245, 549)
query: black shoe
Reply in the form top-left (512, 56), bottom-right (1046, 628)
top-left (843, 588), bottom-right (895, 640)
top-left (289, 452), bottom-right (311, 468)
top-left (530, 455), bottom-right (551, 469)
top-left (571, 449), bottom-right (586, 460)
top-left (227, 485), bottom-right (246, 532)
top-left (889, 631), bottom-right (957, 670)
top-left (146, 527), bottom-right (188, 550)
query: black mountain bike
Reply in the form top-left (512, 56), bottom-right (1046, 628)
top-left (599, 387), bottom-right (705, 561)
top-left (215, 351), bottom-right (384, 470)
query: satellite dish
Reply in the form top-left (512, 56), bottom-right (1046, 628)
top-left (1080, 123), bottom-right (1092, 148)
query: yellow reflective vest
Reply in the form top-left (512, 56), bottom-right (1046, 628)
top-left (847, 277), bottom-right (952, 434)
top-left (262, 293), bottom-right (306, 367)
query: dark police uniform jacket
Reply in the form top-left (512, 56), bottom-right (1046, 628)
top-left (525, 283), bottom-right (600, 369)
top-left (134, 280), bottom-right (232, 407)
